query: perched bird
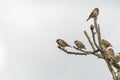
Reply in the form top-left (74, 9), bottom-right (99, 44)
top-left (86, 8), bottom-right (99, 21)
top-left (117, 69), bottom-right (120, 80)
top-left (113, 54), bottom-right (120, 63)
top-left (74, 40), bottom-right (86, 49)
top-left (106, 48), bottom-right (115, 59)
top-left (56, 39), bottom-right (71, 48)
top-left (101, 39), bottom-right (112, 48)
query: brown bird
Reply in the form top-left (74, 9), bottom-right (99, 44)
top-left (74, 40), bottom-right (86, 49)
top-left (86, 8), bottom-right (99, 21)
top-left (101, 39), bottom-right (112, 48)
top-left (56, 39), bottom-right (71, 48)
top-left (113, 54), bottom-right (120, 63)
top-left (107, 48), bottom-right (115, 59)
top-left (117, 69), bottom-right (120, 80)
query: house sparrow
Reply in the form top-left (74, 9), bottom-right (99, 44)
top-left (113, 54), bottom-right (120, 63)
top-left (107, 48), bottom-right (115, 59)
top-left (74, 40), bottom-right (86, 49)
top-left (86, 8), bottom-right (99, 21)
top-left (117, 69), bottom-right (120, 80)
top-left (101, 39), bottom-right (112, 48)
top-left (56, 39), bottom-right (71, 48)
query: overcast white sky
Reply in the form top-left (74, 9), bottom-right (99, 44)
top-left (0, 0), bottom-right (120, 80)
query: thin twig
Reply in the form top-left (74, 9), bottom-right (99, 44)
top-left (97, 24), bottom-right (101, 47)
top-left (90, 25), bottom-right (99, 49)
top-left (57, 46), bottom-right (87, 55)
top-left (94, 18), bottom-right (101, 48)
top-left (84, 31), bottom-right (96, 51)
top-left (94, 18), bottom-right (98, 34)
top-left (73, 46), bottom-right (93, 53)
top-left (73, 46), bottom-right (103, 58)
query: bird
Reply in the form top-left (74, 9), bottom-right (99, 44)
top-left (113, 54), bottom-right (120, 63)
top-left (117, 69), bottom-right (120, 80)
top-left (86, 8), bottom-right (99, 21)
top-left (56, 39), bottom-right (71, 48)
top-left (74, 40), bottom-right (86, 49)
top-left (106, 48), bottom-right (115, 59)
top-left (101, 39), bottom-right (112, 48)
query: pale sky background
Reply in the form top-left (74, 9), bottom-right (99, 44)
top-left (0, 0), bottom-right (120, 80)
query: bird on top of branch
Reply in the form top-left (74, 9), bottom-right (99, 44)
top-left (86, 8), bottom-right (99, 21)
top-left (107, 48), bottom-right (115, 60)
top-left (74, 40), bottom-right (86, 49)
top-left (101, 39), bottom-right (112, 48)
top-left (56, 39), bottom-right (71, 48)
top-left (113, 54), bottom-right (120, 63)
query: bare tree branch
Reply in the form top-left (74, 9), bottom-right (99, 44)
top-left (90, 25), bottom-right (100, 49)
top-left (57, 46), bottom-right (87, 55)
top-left (73, 46), bottom-right (103, 58)
top-left (94, 18), bottom-right (98, 33)
top-left (101, 46), bottom-right (117, 80)
top-left (73, 46), bottom-right (93, 53)
top-left (84, 31), bottom-right (96, 51)
top-left (97, 24), bottom-right (102, 47)
top-left (106, 60), bottom-right (117, 80)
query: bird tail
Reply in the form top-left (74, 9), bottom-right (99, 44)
top-left (86, 18), bottom-right (90, 21)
